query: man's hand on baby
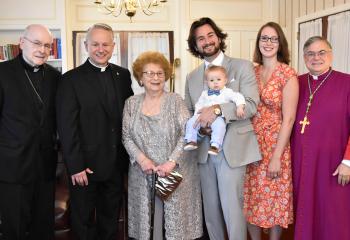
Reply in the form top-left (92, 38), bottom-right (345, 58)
top-left (195, 106), bottom-right (216, 127)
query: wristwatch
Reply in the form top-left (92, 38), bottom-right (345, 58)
top-left (213, 105), bottom-right (222, 116)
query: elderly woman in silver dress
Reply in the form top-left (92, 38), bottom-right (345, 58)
top-left (122, 51), bottom-right (203, 240)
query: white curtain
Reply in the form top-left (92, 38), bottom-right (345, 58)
top-left (327, 11), bottom-right (350, 74)
top-left (75, 32), bottom-right (121, 67)
top-left (128, 32), bottom-right (170, 95)
top-left (298, 19), bottom-right (322, 74)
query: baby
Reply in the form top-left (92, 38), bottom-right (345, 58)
top-left (184, 65), bottom-right (245, 155)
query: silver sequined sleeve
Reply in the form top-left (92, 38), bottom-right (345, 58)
top-left (122, 96), bottom-right (141, 165)
top-left (168, 94), bottom-right (190, 164)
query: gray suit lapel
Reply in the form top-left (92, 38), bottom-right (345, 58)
top-left (222, 56), bottom-right (239, 91)
top-left (191, 63), bottom-right (206, 101)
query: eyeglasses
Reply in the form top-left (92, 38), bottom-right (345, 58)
top-left (304, 50), bottom-right (331, 59)
top-left (23, 37), bottom-right (52, 51)
top-left (142, 71), bottom-right (165, 78)
top-left (259, 35), bottom-right (279, 43)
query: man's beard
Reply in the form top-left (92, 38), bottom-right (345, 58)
top-left (200, 43), bottom-right (220, 58)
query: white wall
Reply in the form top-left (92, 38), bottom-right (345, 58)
top-left (1, 0), bottom-right (350, 95)
top-left (65, 0), bottom-right (281, 95)
top-left (277, 0), bottom-right (350, 68)
top-left (0, 0), bottom-right (68, 71)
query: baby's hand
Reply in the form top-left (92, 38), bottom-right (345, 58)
top-left (236, 104), bottom-right (245, 118)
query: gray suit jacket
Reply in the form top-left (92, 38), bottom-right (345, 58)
top-left (185, 55), bottom-right (261, 168)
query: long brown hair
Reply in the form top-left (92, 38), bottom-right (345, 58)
top-left (253, 22), bottom-right (290, 65)
top-left (187, 17), bottom-right (228, 59)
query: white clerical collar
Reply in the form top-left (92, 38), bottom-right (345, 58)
top-left (22, 54), bottom-right (41, 72)
top-left (88, 59), bottom-right (109, 72)
top-left (204, 51), bottom-right (224, 68)
top-left (310, 68), bottom-right (331, 80)
top-left (311, 75), bottom-right (318, 80)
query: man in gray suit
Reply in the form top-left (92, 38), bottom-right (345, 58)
top-left (185, 17), bottom-right (261, 240)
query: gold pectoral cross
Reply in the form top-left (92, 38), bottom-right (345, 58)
top-left (299, 116), bottom-right (310, 134)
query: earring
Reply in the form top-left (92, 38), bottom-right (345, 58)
top-left (140, 80), bottom-right (143, 86)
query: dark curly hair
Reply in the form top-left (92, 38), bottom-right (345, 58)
top-left (187, 17), bottom-right (228, 59)
top-left (253, 22), bottom-right (290, 65)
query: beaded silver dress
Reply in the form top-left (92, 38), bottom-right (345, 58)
top-left (122, 92), bottom-right (203, 240)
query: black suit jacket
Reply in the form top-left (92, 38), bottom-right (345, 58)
top-left (56, 60), bottom-right (133, 181)
top-left (0, 56), bottom-right (60, 184)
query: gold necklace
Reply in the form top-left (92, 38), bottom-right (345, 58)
top-left (299, 70), bottom-right (332, 134)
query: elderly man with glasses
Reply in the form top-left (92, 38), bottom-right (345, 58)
top-left (0, 24), bottom-right (60, 240)
top-left (291, 36), bottom-right (350, 240)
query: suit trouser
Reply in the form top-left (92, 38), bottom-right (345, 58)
top-left (0, 180), bottom-right (55, 240)
top-left (69, 170), bottom-right (123, 240)
top-left (199, 151), bottom-right (246, 240)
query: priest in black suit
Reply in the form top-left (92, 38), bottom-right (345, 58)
top-left (0, 24), bottom-right (60, 240)
top-left (56, 23), bottom-right (133, 240)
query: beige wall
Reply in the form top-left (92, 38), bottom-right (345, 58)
top-left (0, 0), bottom-right (349, 94)
top-left (0, 0), bottom-right (68, 71)
top-left (278, 0), bottom-right (350, 69)
top-left (65, 0), bottom-right (279, 94)
top-left (65, 0), bottom-right (350, 94)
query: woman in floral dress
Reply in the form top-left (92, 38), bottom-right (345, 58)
top-left (243, 22), bottom-right (299, 240)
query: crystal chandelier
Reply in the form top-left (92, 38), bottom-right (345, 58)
top-left (93, 0), bottom-right (167, 21)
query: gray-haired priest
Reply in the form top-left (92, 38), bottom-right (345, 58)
top-left (56, 23), bottom-right (133, 239)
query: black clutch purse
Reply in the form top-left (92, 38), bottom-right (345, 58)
top-left (155, 171), bottom-right (183, 201)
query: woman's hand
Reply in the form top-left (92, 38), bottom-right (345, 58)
top-left (155, 160), bottom-right (176, 177)
top-left (267, 154), bottom-right (281, 179)
top-left (138, 157), bottom-right (156, 175)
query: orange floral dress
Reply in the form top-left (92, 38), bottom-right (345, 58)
top-left (243, 63), bottom-right (295, 228)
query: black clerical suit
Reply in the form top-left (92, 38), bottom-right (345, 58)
top-left (0, 55), bottom-right (60, 240)
top-left (56, 60), bottom-right (133, 240)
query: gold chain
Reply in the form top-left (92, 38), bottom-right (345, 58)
top-left (299, 70), bottom-right (332, 134)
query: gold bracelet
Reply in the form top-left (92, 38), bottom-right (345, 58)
top-left (168, 159), bottom-right (177, 164)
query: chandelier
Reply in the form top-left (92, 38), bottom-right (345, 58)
top-left (93, 0), bottom-right (168, 21)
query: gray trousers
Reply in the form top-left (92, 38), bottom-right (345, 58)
top-left (199, 151), bottom-right (246, 240)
